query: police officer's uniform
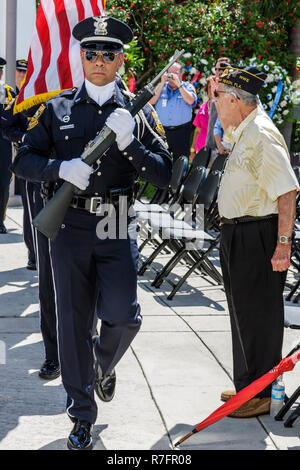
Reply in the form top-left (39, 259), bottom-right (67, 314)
top-left (0, 58), bottom-right (15, 233)
top-left (2, 59), bottom-right (36, 267)
top-left (3, 60), bottom-right (58, 376)
top-left (12, 16), bottom-right (172, 449)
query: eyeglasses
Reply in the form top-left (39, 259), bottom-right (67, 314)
top-left (213, 89), bottom-right (240, 100)
top-left (83, 50), bottom-right (121, 63)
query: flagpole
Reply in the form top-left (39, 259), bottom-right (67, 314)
top-left (5, 0), bottom-right (17, 90)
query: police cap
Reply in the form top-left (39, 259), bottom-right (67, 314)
top-left (16, 59), bottom-right (28, 71)
top-left (218, 63), bottom-right (267, 95)
top-left (72, 16), bottom-right (133, 51)
top-left (0, 57), bottom-right (6, 71)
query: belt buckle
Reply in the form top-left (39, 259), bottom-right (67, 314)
top-left (90, 196), bottom-right (102, 213)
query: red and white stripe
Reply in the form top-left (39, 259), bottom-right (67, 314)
top-left (15, 0), bottom-right (106, 112)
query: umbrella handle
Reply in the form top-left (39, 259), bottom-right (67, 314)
top-left (286, 342), bottom-right (300, 358)
top-left (174, 429), bottom-right (197, 447)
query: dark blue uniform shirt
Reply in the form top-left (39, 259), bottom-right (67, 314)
top-left (11, 82), bottom-right (172, 195)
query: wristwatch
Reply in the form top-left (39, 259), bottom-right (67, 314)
top-left (278, 235), bottom-right (292, 244)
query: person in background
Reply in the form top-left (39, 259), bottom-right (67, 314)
top-left (213, 117), bottom-right (231, 156)
top-left (2, 59), bottom-right (36, 270)
top-left (190, 76), bottom-right (213, 161)
top-left (205, 57), bottom-right (231, 166)
top-left (150, 62), bottom-right (197, 161)
top-left (0, 57), bottom-right (15, 234)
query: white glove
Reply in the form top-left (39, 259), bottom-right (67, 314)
top-left (105, 108), bottom-right (135, 151)
top-left (59, 158), bottom-right (93, 190)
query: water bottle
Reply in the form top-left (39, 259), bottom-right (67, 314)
top-left (270, 375), bottom-right (285, 418)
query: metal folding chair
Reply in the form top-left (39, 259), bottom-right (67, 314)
top-left (273, 306), bottom-right (300, 426)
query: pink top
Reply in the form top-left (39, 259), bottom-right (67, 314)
top-left (193, 101), bottom-right (209, 151)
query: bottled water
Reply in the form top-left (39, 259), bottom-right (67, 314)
top-left (270, 375), bottom-right (285, 418)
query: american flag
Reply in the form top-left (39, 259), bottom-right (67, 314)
top-left (14, 0), bottom-right (106, 113)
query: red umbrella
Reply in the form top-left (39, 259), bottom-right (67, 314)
top-left (175, 344), bottom-right (300, 447)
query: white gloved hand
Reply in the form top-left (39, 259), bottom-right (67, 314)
top-left (59, 158), bottom-right (93, 190)
top-left (105, 108), bottom-right (135, 151)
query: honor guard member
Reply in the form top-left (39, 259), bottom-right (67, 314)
top-left (212, 64), bottom-right (299, 417)
top-left (2, 59), bottom-right (37, 269)
top-left (12, 16), bottom-right (172, 450)
top-left (0, 57), bottom-right (15, 233)
top-left (3, 60), bottom-right (59, 378)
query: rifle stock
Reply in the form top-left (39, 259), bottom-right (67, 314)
top-left (32, 49), bottom-right (185, 241)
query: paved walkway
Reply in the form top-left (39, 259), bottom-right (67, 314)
top-left (0, 206), bottom-right (299, 451)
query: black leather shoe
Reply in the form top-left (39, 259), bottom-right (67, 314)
top-left (95, 364), bottom-right (116, 403)
top-left (26, 260), bottom-right (37, 270)
top-left (0, 224), bottom-right (7, 234)
top-left (67, 420), bottom-right (93, 450)
top-left (39, 359), bottom-right (60, 380)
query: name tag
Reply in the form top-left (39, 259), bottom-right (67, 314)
top-left (60, 124), bottom-right (75, 130)
top-left (162, 99), bottom-right (167, 108)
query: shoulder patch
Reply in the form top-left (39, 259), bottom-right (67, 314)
top-left (27, 104), bottom-right (46, 131)
top-left (151, 109), bottom-right (166, 139)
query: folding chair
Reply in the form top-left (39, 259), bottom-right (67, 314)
top-left (209, 153), bottom-right (228, 173)
top-left (137, 165), bottom-right (207, 276)
top-left (150, 170), bottom-right (223, 299)
top-left (285, 230), bottom-right (300, 302)
top-left (191, 147), bottom-right (211, 169)
top-left (273, 305), bottom-right (300, 426)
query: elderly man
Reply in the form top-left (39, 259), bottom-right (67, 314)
top-left (150, 62), bottom-right (197, 161)
top-left (12, 16), bottom-right (172, 449)
top-left (212, 64), bottom-right (299, 418)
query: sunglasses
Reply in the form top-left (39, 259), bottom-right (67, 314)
top-left (83, 50), bottom-right (121, 63)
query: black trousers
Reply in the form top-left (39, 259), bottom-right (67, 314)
top-left (0, 137), bottom-right (12, 225)
top-left (32, 184), bottom-right (58, 362)
top-left (18, 178), bottom-right (36, 263)
top-left (164, 122), bottom-right (191, 162)
top-left (50, 208), bottom-right (142, 424)
top-left (219, 217), bottom-right (286, 398)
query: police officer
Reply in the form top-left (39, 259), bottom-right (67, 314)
top-left (2, 59), bottom-right (37, 269)
top-left (3, 60), bottom-right (59, 379)
top-left (12, 16), bottom-right (172, 450)
top-left (0, 57), bottom-right (15, 234)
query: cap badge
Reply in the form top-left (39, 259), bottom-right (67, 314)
top-left (94, 17), bottom-right (108, 36)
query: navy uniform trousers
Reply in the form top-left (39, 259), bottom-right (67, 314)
top-left (18, 178), bottom-right (36, 264)
top-left (0, 135), bottom-right (12, 226)
top-left (49, 207), bottom-right (141, 424)
top-left (219, 217), bottom-right (286, 398)
top-left (32, 184), bottom-right (58, 362)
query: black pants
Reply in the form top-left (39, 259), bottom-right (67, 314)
top-left (219, 217), bottom-right (286, 398)
top-left (18, 178), bottom-right (36, 263)
top-left (0, 137), bottom-right (12, 225)
top-left (50, 208), bottom-right (142, 423)
top-left (32, 184), bottom-right (58, 362)
top-left (164, 122), bottom-right (191, 162)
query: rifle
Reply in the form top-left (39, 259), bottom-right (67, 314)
top-left (32, 49), bottom-right (185, 241)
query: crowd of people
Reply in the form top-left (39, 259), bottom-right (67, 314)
top-left (0, 13), bottom-right (298, 450)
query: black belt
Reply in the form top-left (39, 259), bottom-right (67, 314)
top-left (164, 121), bottom-right (191, 131)
top-left (70, 186), bottom-right (135, 213)
top-left (221, 214), bottom-right (278, 225)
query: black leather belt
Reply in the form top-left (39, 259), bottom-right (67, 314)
top-left (70, 186), bottom-right (135, 213)
top-left (221, 214), bottom-right (278, 224)
top-left (164, 121), bottom-right (191, 131)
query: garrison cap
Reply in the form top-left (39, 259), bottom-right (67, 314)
top-left (218, 63), bottom-right (267, 95)
top-left (0, 57), bottom-right (6, 71)
top-left (72, 16), bottom-right (133, 51)
top-left (16, 59), bottom-right (28, 71)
